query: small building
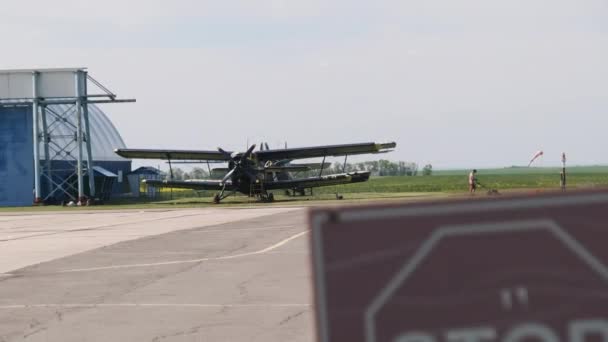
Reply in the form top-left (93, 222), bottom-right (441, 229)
top-left (39, 104), bottom-right (132, 203)
top-left (127, 166), bottom-right (163, 198)
top-left (89, 166), bottom-right (119, 201)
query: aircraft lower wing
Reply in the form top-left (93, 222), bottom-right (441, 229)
top-left (143, 179), bottom-right (226, 191)
top-left (265, 171), bottom-right (371, 190)
top-left (213, 166), bottom-right (312, 173)
top-left (143, 172), bottom-right (370, 192)
top-left (215, 164), bottom-right (330, 174)
top-left (114, 148), bottom-right (230, 161)
top-left (254, 142), bottom-right (396, 162)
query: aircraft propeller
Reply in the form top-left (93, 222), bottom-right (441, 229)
top-left (217, 144), bottom-right (257, 185)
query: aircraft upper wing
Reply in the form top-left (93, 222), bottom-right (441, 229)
top-left (253, 142), bottom-right (396, 162)
top-left (114, 148), bottom-right (230, 161)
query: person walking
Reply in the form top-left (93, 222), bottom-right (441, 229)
top-left (468, 169), bottom-right (478, 194)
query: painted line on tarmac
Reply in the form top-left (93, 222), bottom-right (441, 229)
top-left (192, 226), bottom-right (296, 233)
top-left (57, 230), bottom-right (310, 273)
top-left (0, 303), bottom-right (311, 309)
top-left (0, 212), bottom-right (213, 242)
top-left (264, 251), bottom-right (308, 255)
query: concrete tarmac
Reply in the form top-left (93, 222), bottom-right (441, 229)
top-left (0, 207), bottom-right (313, 342)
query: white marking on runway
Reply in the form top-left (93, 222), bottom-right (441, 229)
top-left (265, 251), bottom-right (308, 255)
top-left (58, 230), bottom-right (310, 273)
top-left (193, 226), bottom-right (296, 234)
top-left (0, 303), bottom-right (311, 309)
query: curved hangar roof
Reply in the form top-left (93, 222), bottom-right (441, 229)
top-left (40, 104), bottom-right (127, 162)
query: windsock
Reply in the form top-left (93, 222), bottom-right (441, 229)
top-left (528, 150), bottom-right (544, 167)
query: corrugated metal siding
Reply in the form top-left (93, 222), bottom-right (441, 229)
top-left (40, 104), bottom-right (128, 162)
top-left (0, 104), bottom-right (131, 205)
top-left (0, 106), bottom-right (34, 206)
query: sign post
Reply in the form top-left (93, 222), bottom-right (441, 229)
top-left (310, 191), bottom-right (608, 342)
top-left (561, 153), bottom-right (567, 191)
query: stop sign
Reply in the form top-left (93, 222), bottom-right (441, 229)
top-left (309, 190), bottom-right (608, 342)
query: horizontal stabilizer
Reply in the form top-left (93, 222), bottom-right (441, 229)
top-left (290, 162), bottom-right (332, 170)
top-left (264, 165), bottom-right (311, 172)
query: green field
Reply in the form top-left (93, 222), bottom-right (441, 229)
top-left (433, 165), bottom-right (608, 176)
top-left (2, 165), bottom-right (607, 210)
top-left (148, 165), bottom-right (608, 201)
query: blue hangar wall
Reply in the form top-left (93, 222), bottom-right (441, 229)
top-left (0, 106), bottom-right (34, 206)
top-left (0, 104), bottom-right (132, 206)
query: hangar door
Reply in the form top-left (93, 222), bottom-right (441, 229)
top-left (0, 106), bottom-right (33, 206)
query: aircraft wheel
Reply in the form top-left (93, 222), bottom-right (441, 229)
top-left (213, 194), bottom-right (221, 204)
top-left (268, 193), bottom-right (275, 202)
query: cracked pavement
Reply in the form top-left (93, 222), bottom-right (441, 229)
top-left (0, 207), bottom-right (313, 341)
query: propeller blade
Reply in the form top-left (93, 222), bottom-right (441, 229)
top-left (243, 144), bottom-right (257, 159)
top-left (217, 147), bottom-right (232, 159)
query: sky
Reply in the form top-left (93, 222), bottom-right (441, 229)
top-left (2, 0), bottom-right (607, 169)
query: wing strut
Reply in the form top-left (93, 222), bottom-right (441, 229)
top-left (342, 154), bottom-right (348, 172)
top-left (166, 153), bottom-right (174, 179)
top-left (319, 154), bottom-right (327, 177)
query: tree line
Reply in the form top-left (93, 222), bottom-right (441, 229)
top-left (162, 160), bottom-right (433, 180)
top-left (305, 160), bottom-right (422, 177)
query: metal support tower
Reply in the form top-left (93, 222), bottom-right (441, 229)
top-left (32, 72), bottom-right (42, 202)
top-left (0, 68), bottom-right (135, 204)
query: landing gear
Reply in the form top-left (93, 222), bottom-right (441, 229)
top-left (258, 192), bottom-right (275, 202)
top-left (286, 188), bottom-right (307, 197)
top-left (213, 187), bottom-right (236, 204)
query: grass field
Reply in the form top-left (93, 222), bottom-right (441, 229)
top-left (2, 166), bottom-right (607, 210)
top-left (433, 165), bottom-right (608, 176)
top-left (147, 165), bottom-right (608, 202)
top-left (317, 173), bottom-right (608, 193)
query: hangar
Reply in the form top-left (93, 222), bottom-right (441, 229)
top-left (0, 68), bottom-right (135, 206)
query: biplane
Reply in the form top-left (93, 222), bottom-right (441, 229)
top-left (207, 142), bottom-right (331, 183)
top-left (114, 141), bottom-right (396, 203)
